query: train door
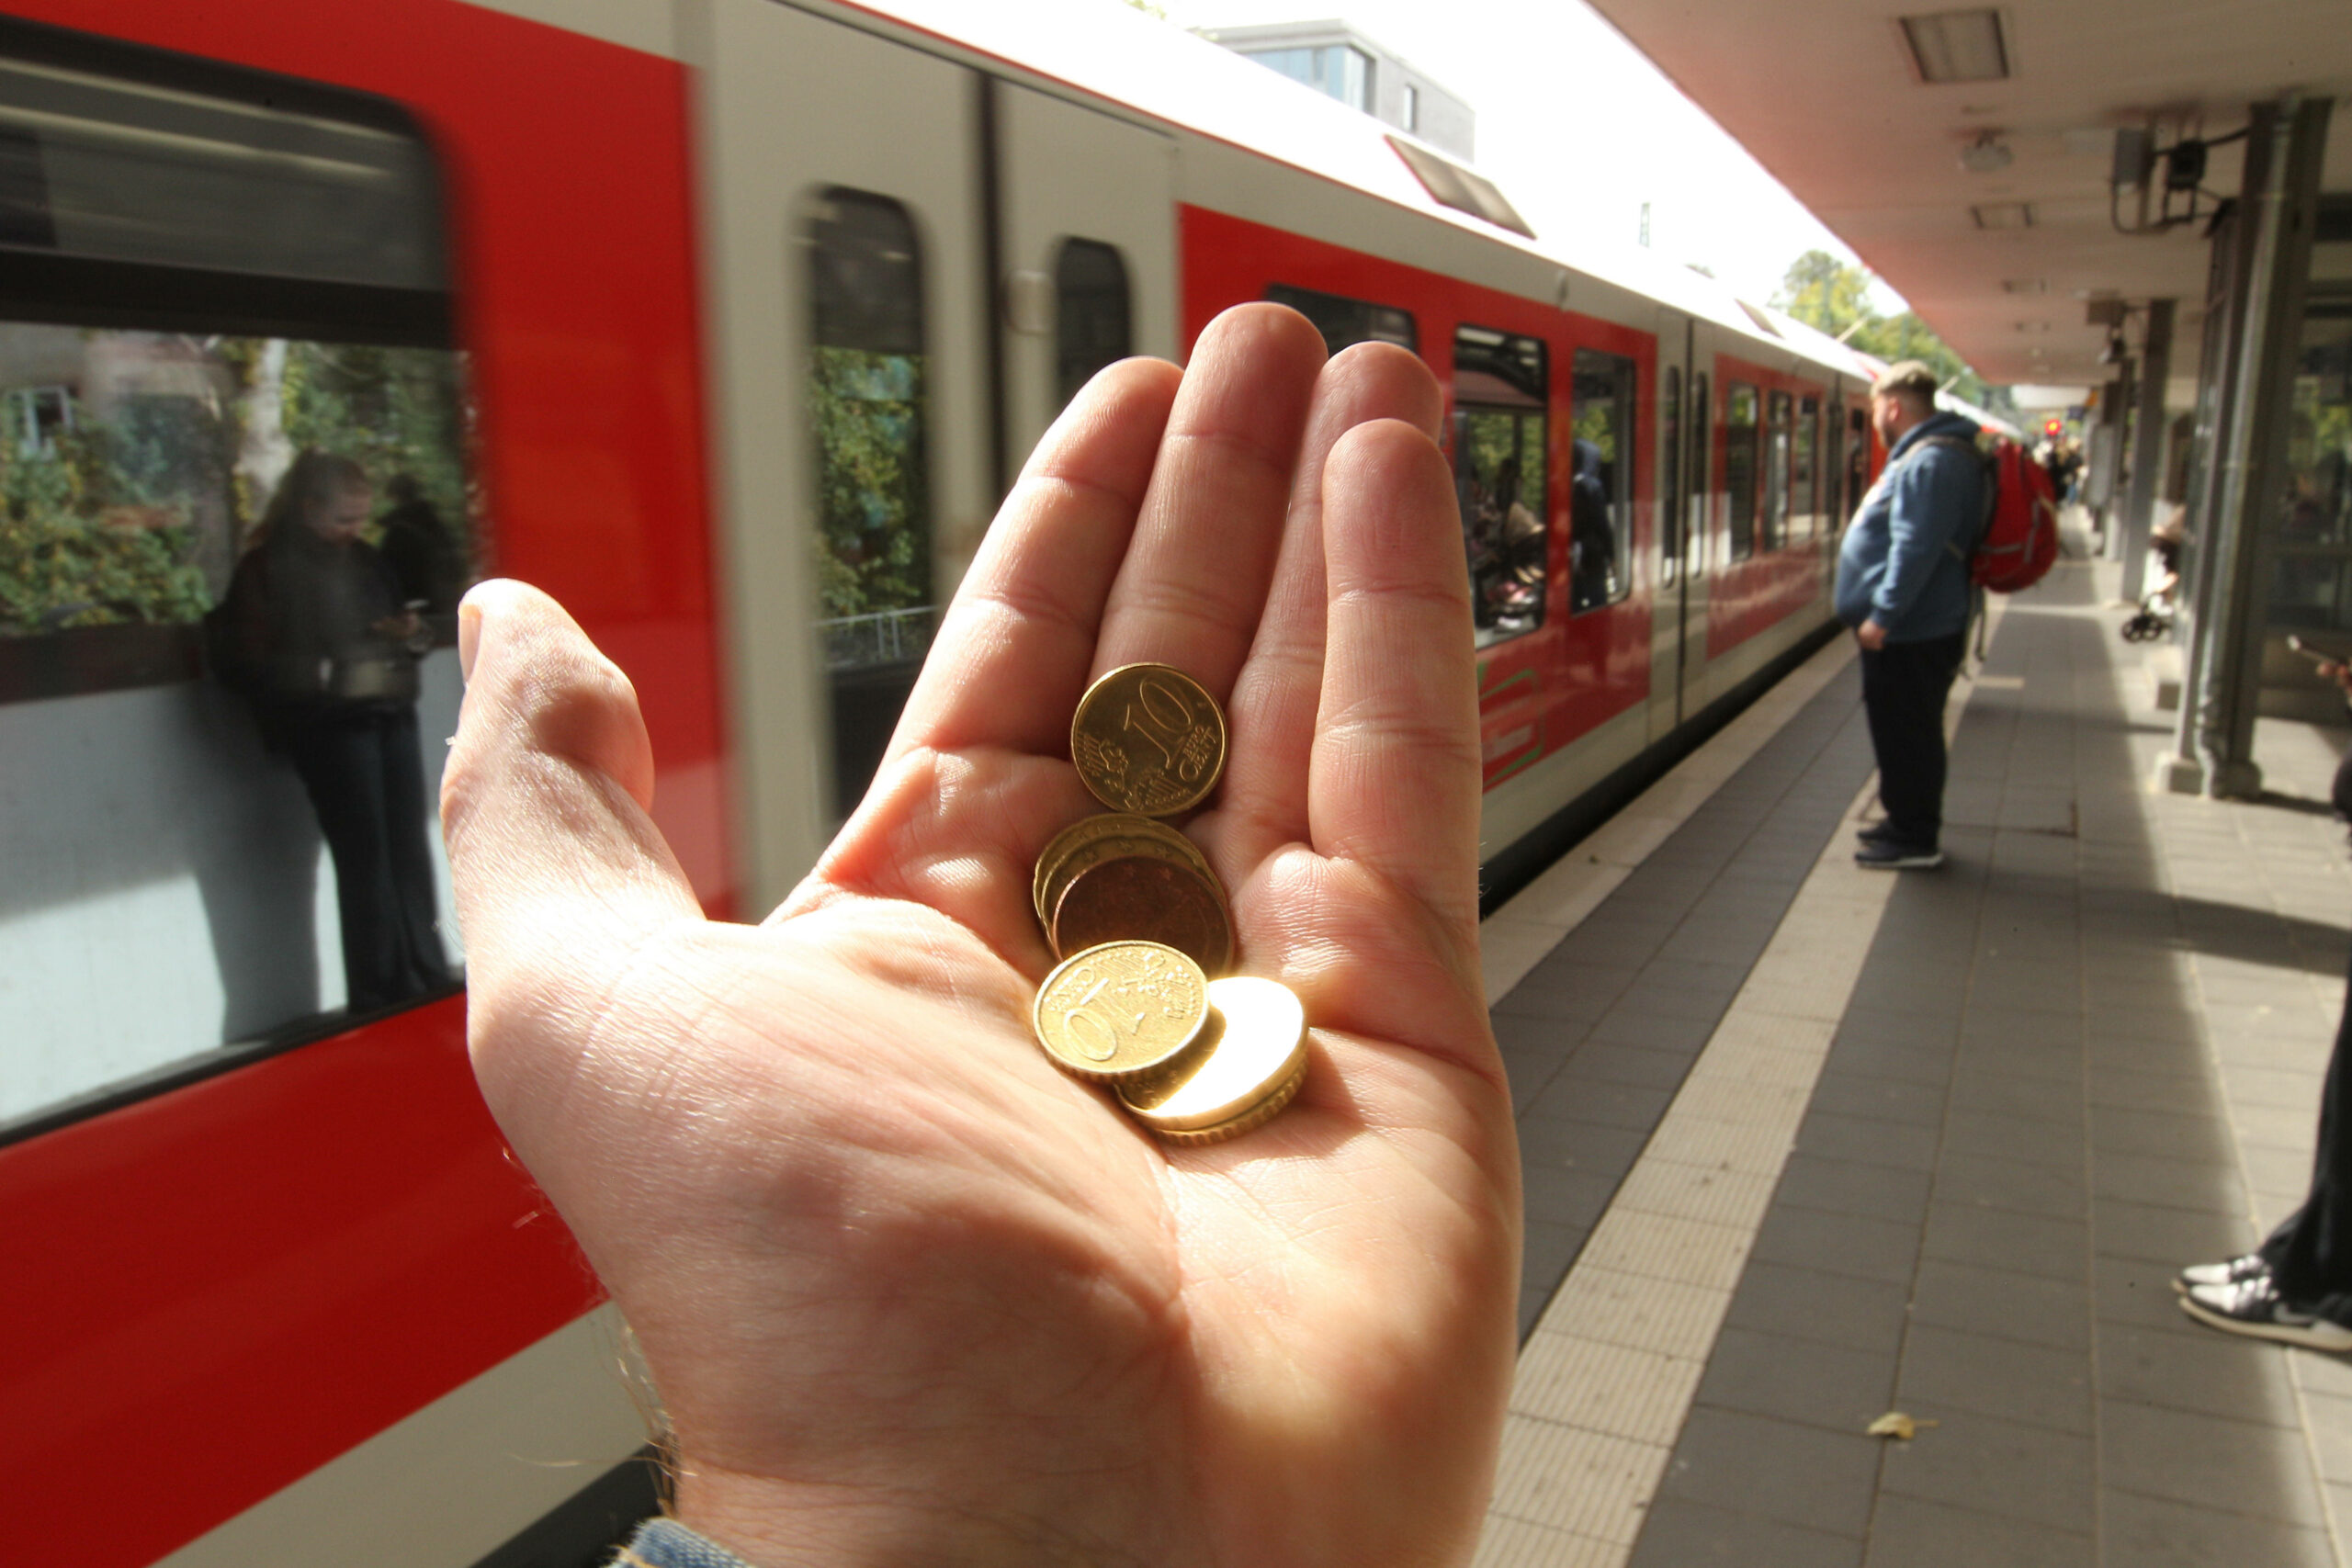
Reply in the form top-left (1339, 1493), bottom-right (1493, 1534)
top-left (994, 84), bottom-right (1177, 480)
top-left (1646, 308), bottom-right (1690, 741)
top-left (1679, 317), bottom-right (1726, 716)
top-left (696, 0), bottom-right (995, 909)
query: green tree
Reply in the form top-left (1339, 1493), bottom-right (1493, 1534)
top-left (1770, 250), bottom-right (2012, 414)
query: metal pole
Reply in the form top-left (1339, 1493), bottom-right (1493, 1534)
top-left (2161, 215), bottom-right (2251, 794)
top-left (2119, 299), bottom-right (2177, 604)
top-left (2189, 96), bottom-right (2332, 798)
top-left (2102, 357), bottom-right (2135, 559)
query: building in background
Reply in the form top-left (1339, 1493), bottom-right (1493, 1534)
top-left (1197, 18), bottom-right (1474, 161)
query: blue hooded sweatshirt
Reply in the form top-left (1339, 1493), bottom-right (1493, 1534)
top-left (1834, 409), bottom-right (1987, 642)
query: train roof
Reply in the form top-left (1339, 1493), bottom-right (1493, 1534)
top-left (846, 0), bottom-right (1876, 383)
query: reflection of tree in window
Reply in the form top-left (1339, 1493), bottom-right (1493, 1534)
top-left (808, 189), bottom-right (930, 632)
top-left (1453, 325), bottom-right (1546, 649)
top-left (1724, 383), bottom-right (1758, 560)
top-left (0, 333), bottom-right (466, 640)
top-left (1794, 395), bottom-right (1818, 543)
top-left (1763, 390), bottom-right (1792, 553)
top-left (1055, 239), bottom-right (1131, 408)
top-left (1662, 367), bottom-right (1681, 566)
top-left (1571, 348), bottom-right (1634, 613)
top-left (1690, 373), bottom-right (1710, 568)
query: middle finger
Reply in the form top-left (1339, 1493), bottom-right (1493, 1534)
top-left (1090, 302), bottom-right (1327, 694)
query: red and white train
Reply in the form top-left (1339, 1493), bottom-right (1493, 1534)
top-left (0, 1), bottom-right (1899, 1562)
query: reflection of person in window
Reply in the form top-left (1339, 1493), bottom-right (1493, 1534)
top-left (216, 449), bottom-right (450, 1011)
top-left (376, 472), bottom-right (467, 634)
top-left (1569, 438), bottom-right (1614, 612)
top-left (1491, 457), bottom-right (1543, 627)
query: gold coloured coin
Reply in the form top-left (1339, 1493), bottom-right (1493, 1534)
top-left (1070, 664), bottom-right (1227, 817)
top-left (1032, 941), bottom-right (1211, 1082)
top-left (1150, 1065), bottom-right (1306, 1146)
top-left (1118, 975), bottom-right (1307, 1136)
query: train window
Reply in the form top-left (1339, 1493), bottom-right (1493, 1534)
top-left (1266, 283), bottom-right (1417, 357)
top-left (1763, 389), bottom-right (1792, 552)
top-left (0, 34), bottom-right (471, 1136)
top-left (1571, 348), bottom-right (1635, 613)
top-left (1794, 394), bottom-right (1820, 543)
top-left (1847, 405), bottom-right (1871, 526)
top-left (1689, 372), bottom-right (1711, 573)
top-left (1661, 366), bottom-right (1683, 570)
top-left (1453, 324), bottom-right (1546, 648)
top-left (808, 187), bottom-right (933, 818)
top-left (1724, 382), bottom-right (1758, 559)
top-left (1055, 238), bottom-right (1131, 407)
top-left (1815, 394), bottom-right (1834, 536)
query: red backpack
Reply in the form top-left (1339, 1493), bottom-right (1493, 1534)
top-left (1921, 431), bottom-right (2062, 593)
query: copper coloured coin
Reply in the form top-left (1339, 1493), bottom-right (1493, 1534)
top-left (1051, 852), bottom-right (1232, 976)
top-left (1070, 664), bottom-right (1227, 817)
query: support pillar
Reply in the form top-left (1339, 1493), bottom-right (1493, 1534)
top-left (2119, 299), bottom-right (2177, 604)
top-left (2172, 96), bottom-right (2333, 798)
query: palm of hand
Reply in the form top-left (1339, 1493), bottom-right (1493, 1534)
top-left (444, 309), bottom-right (1520, 1568)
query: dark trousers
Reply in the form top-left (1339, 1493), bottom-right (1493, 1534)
top-left (1860, 631), bottom-right (1966, 848)
top-left (281, 705), bottom-right (450, 1010)
top-left (2260, 941), bottom-right (2352, 1325)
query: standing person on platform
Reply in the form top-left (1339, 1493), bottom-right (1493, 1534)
top-left (1834, 360), bottom-right (1988, 870)
top-left (2177, 654), bottom-right (2352, 1350)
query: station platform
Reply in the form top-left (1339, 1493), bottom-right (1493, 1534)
top-left (1474, 539), bottom-right (2352, 1567)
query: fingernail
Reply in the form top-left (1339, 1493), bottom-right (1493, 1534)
top-left (458, 601), bottom-right (482, 683)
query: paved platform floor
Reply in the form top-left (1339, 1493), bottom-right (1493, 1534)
top-left (1474, 546), bottom-right (2352, 1566)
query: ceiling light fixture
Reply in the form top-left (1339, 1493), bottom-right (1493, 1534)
top-left (2002, 278), bottom-right (2049, 294)
top-left (1900, 9), bottom-right (2010, 84)
top-left (1972, 202), bottom-right (2035, 230)
top-left (1960, 130), bottom-right (2014, 173)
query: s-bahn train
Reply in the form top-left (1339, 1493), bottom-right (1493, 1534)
top-left (0, 1), bottom-right (1907, 1562)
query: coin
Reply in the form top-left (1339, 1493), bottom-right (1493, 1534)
top-left (1032, 941), bottom-right (1211, 1082)
top-left (1036, 816), bottom-right (1221, 932)
top-left (1118, 975), bottom-right (1307, 1137)
top-left (1070, 664), bottom-right (1227, 817)
top-left (1052, 852), bottom-right (1233, 976)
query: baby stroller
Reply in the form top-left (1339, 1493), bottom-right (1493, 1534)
top-left (2120, 517), bottom-right (2185, 643)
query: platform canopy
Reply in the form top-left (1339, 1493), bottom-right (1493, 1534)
top-left (1584, 0), bottom-right (2352, 391)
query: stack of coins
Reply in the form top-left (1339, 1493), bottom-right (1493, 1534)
top-left (1026, 663), bottom-right (1307, 1145)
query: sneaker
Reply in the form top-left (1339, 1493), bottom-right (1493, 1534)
top-left (1856, 820), bottom-right (1898, 846)
top-left (2179, 1273), bottom-right (2352, 1351)
top-left (2175, 1253), bottom-right (2267, 1295)
top-left (1854, 840), bottom-right (1944, 870)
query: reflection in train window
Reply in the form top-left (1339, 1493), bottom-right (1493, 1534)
top-left (808, 186), bottom-right (932, 818)
top-left (1794, 394), bottom-right (1820, 543)
top-left (1847, 406), bottom-right (1871, 530)
top-left (0, 38), bottom-right (470, 1134)
top-left (1763, 389), bottom-right (1792, 553)
top-left (1266, 283), bottom-right (1417, 356)
top-left (1453, 324), bottom-right (1546, 649)
top-left (1572, 348), bottom-right (1635, 613)
top-left (1815, 394), bottom-right (1834, 536)
top-left (1725, 382), bottom-right (1758, 560)
top-left (1689, 372), bottom-right (1711, 572)
top-left (1661, 366), bottom-right (1682, 569)
top-left (1055, 238), bottom-right (1131, 407)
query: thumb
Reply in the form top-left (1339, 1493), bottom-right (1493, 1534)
top-left (441, 581), bottom-right (704, 1099)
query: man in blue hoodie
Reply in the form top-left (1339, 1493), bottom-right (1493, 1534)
top-left (1835, 360), bottom-right (1987, 869)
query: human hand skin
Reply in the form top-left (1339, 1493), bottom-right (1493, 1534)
top-left (439, 304), bottom-right (1521, 1568)
top-left (1855, 617), bottom-right (1888, 651)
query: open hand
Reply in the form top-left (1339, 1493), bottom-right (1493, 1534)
top-left (440, 305), bottom-right (1520, 1568)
